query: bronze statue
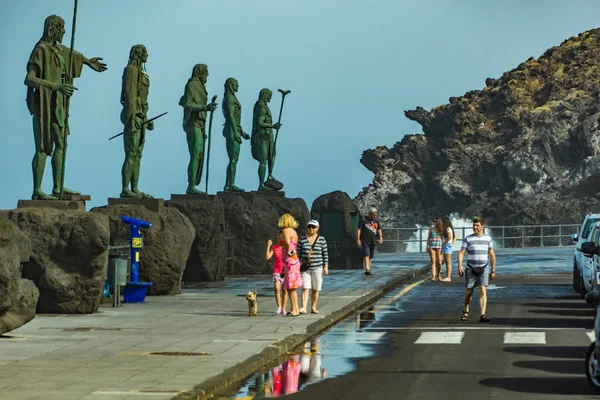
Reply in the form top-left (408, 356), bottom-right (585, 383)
top-left (120, 44), bottom-right (153, 198)
top-left (222, 78), bottom-right (250, 191)
top-left (179, 64), bottom-right (217, 194)
top-left (251, 89), bottom-right (282, 191)
top-left (24, 15), bottom-right (107, 200)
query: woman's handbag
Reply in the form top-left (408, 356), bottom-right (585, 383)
top-left (300, 235), bottom-right (319, 272)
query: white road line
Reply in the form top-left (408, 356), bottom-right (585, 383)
top-left (387, 279), bottom-right (427, 304)
top-left (503, 332), bottom-right (546, 344)
top-left (364, 327), bottom-right (588, 331)
top-left (415, 331), bottom-right (464, 344)
top-left (587, 331), bottom-right (596, 342)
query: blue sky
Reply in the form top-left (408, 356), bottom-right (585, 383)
top-left (1, 0), bottom-right (600, 210)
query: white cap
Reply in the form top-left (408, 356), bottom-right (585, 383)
top-left (368, 207), bottom-right (378, 213)
top-left (307, 219), bottom-right (319, 227)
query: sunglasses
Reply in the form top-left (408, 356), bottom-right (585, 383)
top-left (308, 225), bottom-right (317, 229)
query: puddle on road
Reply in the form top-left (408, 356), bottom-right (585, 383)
top-left (222, 303), bottom-right (399, 399)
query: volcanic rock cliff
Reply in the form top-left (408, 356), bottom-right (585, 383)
top-left (355, 29), bottom-right (600, 227)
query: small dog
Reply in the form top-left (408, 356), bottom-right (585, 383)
top-left (246, 290), bottom-right (258, 316)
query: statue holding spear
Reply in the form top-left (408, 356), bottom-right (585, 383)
top-left (24, 5), bottom-right (107, 200)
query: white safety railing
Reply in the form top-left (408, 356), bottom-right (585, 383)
top-left (378, 224), bottom-right (580, 253)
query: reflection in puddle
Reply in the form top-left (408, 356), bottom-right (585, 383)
top-left (228, 306), bottom-right (386, 399)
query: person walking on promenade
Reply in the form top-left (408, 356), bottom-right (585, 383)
top-left (357, 207), bottom-right (383, 275)
top-left (440, 216), bottom-right (457, 282)
top-left (297, 220), bottom-right (329, 314)
top-left (266, 231), bottom-right (287, 314)
top-left (457, 216), bottom-right (496, 322)
top-left (278, 213), bottom-right (302, 316)
top-left (425, 218), bottom-right (443, 281)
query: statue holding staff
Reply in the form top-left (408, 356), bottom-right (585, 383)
top-left (179, 64), bottom-right (217, 194)
top-left (251, 89), bottom-right (282, 191)
top-left (24, 14), bottom-right (107, 200)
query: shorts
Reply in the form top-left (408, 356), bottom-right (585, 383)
top-left (302, 268), bottom-right (323, 291)
top-left (465, 265), bottom-right (490, 289)
top-left (272, 272), bottom-right (284, 283)
top-left (442, 243), bottom-right (453, 255)
top-left (362, 242), bottom-right (376, 259)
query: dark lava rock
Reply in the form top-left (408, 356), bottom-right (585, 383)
top-left (310, 191), bottom-right (363, 269)
top-left (219, 193), bottom-right (310, 276)
top-left (0, 218), bottom-right (39, 333)
top-left (90, 205), bottom-right (194, 295)
top-left (356, 29), bottom-right (600, 227)
top-left (166, 198), bottom-right (227, 282)
top-left (0, 209), bottom-right (109, 314)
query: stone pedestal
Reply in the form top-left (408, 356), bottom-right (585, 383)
top-left (108, 198), bottom-right (164, 212)
top-left (216, 191), bottom-right (254, 201)
top-left (91, 202), bottom-right (194, 295)
top-left (165, 197), bottom-right (226, 282)
top-left (251, 190), bottom-right (285, 197)
top-left (17, 194), bottom-right (91, 212)
top-left (170, 193), bottom-right (218, 202)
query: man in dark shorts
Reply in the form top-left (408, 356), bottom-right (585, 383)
top-left (357, 207), bottom-right (383, 275)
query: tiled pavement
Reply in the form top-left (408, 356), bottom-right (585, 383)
top-left (0, 257), bottom-right (427, 400)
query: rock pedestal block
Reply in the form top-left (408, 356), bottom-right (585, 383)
top-left (218, 192), bottom-right (310, 276)
top-left (91, 203), bottom-right (194, 295)
top-left (311, 191), bottom-right (363, 269)
top-left (166, 195), bottom-right (226, 282)
top-left (0, 208), bottom-right (109, 314)
top-left (0, 218), bottom-right (39, 334)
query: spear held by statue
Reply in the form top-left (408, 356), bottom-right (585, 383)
top-left (108, 112), bottom-right (168, 140)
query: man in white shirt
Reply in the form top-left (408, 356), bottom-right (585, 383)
top-left (457, 216), bottom-right (496, 323)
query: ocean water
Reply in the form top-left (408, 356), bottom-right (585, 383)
top-left (403, 214), bottom-right (502, 252)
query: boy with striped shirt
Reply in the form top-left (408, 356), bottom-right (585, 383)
top-left (457, 216), bottom-right (496, 323)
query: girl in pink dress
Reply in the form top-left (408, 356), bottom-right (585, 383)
top-left (278, 213), bottom-right (302, 317)
top-left (266, 231), bottom-right (287, 314)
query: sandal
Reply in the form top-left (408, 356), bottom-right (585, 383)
top-left (460, 311), bottom-right (468, 321)
top-left (480, 315), bottom-right (491, 323)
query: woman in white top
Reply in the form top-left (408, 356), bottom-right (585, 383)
top-left (440, 216), bottom-right (456, 282)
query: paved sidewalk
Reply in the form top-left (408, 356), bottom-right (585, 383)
top-left (0, 259), bottom-right (427, 400)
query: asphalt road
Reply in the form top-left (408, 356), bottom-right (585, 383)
top-left (285, 272), bottom-right (597, 400)
top-left (224, 247), bottom-right (596, 400)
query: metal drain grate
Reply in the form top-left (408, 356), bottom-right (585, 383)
top-left (150, 351), bottom-right (212, 356)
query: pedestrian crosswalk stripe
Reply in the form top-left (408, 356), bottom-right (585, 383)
top-left (415, 331), bottom-right (465, 344)
top-left (408, 330), bottom-right (595, 345)
top-left (587, 332), bottom-right (596, 342)
top-left (503, 332), bottom-right (546, 344)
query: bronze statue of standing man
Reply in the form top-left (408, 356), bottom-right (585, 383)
top-left (25, 15), bottom-right (107, 200)
top-left (179, 64), bottom-right (217, 194)
top-left (251, 89), bottom-right (281, 191)
top-left (120, 44), bottom-right (153, 198)
top-left (222, 78), bottom-right (250, 192)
